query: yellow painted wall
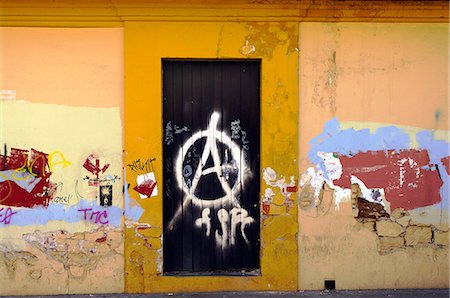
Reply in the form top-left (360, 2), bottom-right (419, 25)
top-left (298, 23), bottom-right (449, 290)
top-left (124, 21), bottom-right (299, 293)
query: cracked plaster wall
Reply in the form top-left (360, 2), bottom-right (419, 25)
top-left (1, 16), bottom-right (448, 296)
top-left (0, 27), bottom-right (125, 295)
top-left (298, 23), bottom-right (449, 290)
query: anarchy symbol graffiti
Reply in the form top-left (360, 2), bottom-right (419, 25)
top-left (175, 112), bottom-right (246, 206)
top-left (169, 112), bottom-right (248, 226)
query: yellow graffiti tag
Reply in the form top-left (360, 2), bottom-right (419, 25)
top-left (11, 154), bottom-right (47, 180)
top-left (48, 151), bottom-right (72, 172)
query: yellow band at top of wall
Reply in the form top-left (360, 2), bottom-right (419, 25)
top-left (0, 0), bottom-right (448, 27)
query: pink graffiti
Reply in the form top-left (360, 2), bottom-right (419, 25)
top-left (0, 207), bottom-right (17, 225)
top-left (78, 208), bottom-right (109, 224)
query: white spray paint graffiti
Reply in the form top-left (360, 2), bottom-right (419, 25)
top-left (214, 207), bottom-right (254, 247)
top-left (170, 112), bottom-right (254, 248)
top-left (262, 167), bottom-right (297, 198)
top-left (231, 119), bottom-right (250, 151)
top-left (175, 112), bottom-right (244, 206)
top-left (299, 152), bottom-right (387, 209)
top-left (194, 208), bottom-right (212, 237)
top-left (262, 188), bottom-right (276, 203)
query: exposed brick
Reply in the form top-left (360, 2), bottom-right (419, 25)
top-left (396, 216), bottom-right (411, 227)
top-left (376, 220), bottom-right (404, 237)
top-left (434, 230), bottom-right (449, 246)
top-left (405, 225), bottom-right (432, 246)
top-left (378, 236), bottom-right (404, 251)
top-left (356, 198), bottom-right (389, 220)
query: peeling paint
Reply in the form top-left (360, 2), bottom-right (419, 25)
top-left (301, 118), bottom-right (449, 256)
top-left (304, 118), bottom-right (449, 211)
top-left (240, 22), bottom-right (298, 59)
top-left (0, 227), bottom-right (124, 293)
top-left (263, 167), bottom-right (296, 213)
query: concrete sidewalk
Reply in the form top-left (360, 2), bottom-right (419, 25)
top-left (2, 289), bottom-right (449, 298)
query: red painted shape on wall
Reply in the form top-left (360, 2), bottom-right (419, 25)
top-left (83, 153), bottom-right (110, 179)
top-left (0, 147), bottom-right (55, 208)
top-left (285, 186), bottom-right (298, 193)
top-left (0, 148), bottom-right (49, 176)
top-left (441, 156), bottom-right (450, 175)
top-left (0, 173), bottom-right (56, 208)
top-left (262, 202), bottom-right (270, 215)
top-left (29, 148), bottom-right (50, 177)
top-left (1, 148), bottom-right (29, 171)
top-left (134, 179), bottom-right (157, 197)
top-left (333, 149), bottom-right (443, 210)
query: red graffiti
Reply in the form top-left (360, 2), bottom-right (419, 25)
top-left (95, 236), bottom-right (107, 243)
top-left (83, 153), bottom-right (110, 180)
top-left (1, 148), bottom-right (49, 176)
top-left (441, 156), bottom-right (450, 175)
top-left (0, 148), bottom-right (55, 208)
top-left (333, 149), bottom-right (443, 210)
top-left (262, 202), bottom-right (270, 215)
top-left (78, 208), bottom-right (109, 224)
top-left (134, 179), bottom-right (157, 197)
top-left (1, 148), bottom-right (28, 171)
top-left (285, 185), bottom-right (298, 193)
top-left (0, 207), bottom-right (17, 224)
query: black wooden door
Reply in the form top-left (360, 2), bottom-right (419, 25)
top-left (162, 60), bottom-right (260, 274)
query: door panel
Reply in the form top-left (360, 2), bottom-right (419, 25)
top-left (163, 60), bottom-right (260, 274)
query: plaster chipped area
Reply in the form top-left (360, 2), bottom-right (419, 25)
top-left (299, 151), bottom-right (449, 254)
top-left (311, 49), bottom-right (338, 114)
top-left (298, 152), bottom-right (390, 211)
top-left (0, 227), bottom-right (124, 295)
top-left (370, 211), bottom-right (447, 254)
top-left (126, 221), bottom-right (162, 250)
top-left (375, 221), bottom-right (448, 254)
top-left (354, 185), bottom-right (448, 254)
top-left (240, 22), bottom-right (298, 59)
top-left (262, 167), bottom-right (297, 214)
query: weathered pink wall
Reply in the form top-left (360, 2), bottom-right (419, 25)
top-left (0, 27), bottom-right (125, 295)
top-left (1, 27), bottom-right (123, 108)
top-left (298, 23), bottom-right (449, 290)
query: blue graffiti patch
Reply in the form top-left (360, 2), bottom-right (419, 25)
top-left (308, 118), bottom-right (411, 178)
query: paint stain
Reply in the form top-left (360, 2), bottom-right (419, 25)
top-left (95, 236), bottom-right (107, 243)
top-left (441, 156), bottom-right (450, 175)
top-left (333, 149), bottom-right (443, 210)
top-left (262, 202), bottom-right (270, 215)
top-left (435, 110), bottom-right (441, 122)
top-left (285, 186), bottom-right (297, 193)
